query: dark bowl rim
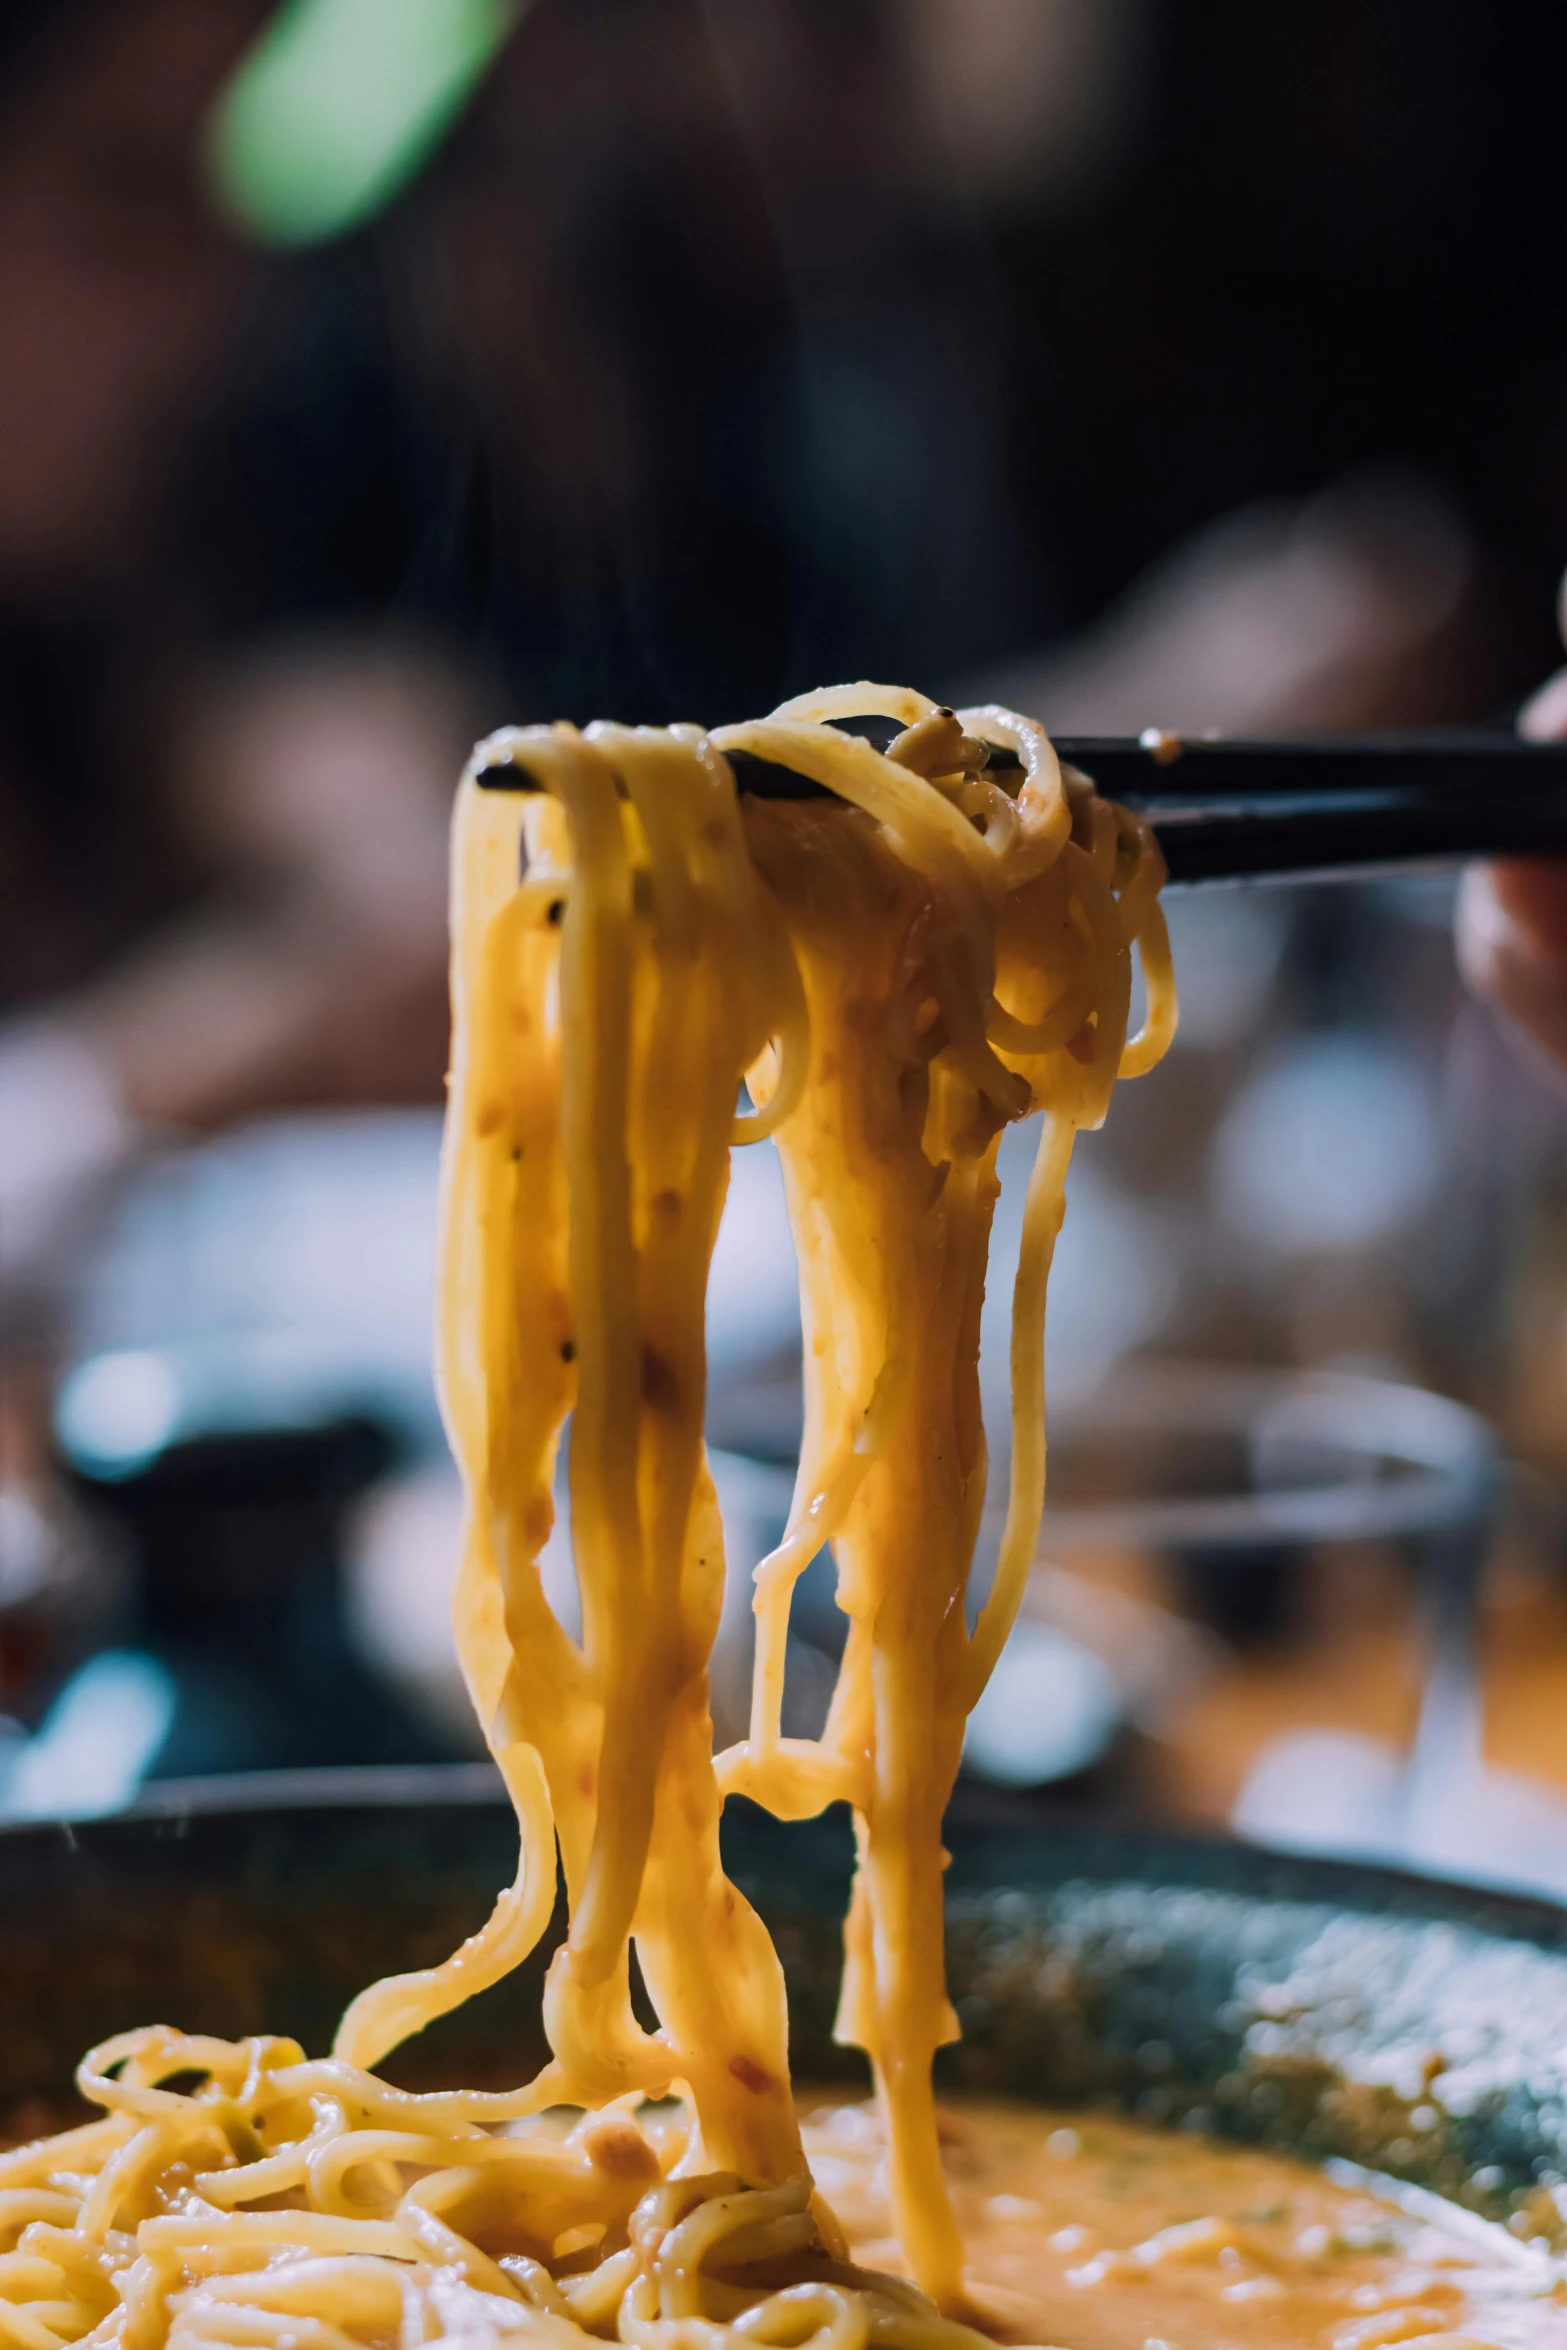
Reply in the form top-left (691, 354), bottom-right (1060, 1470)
top-left (1, 1763), bottom-right (1564, 1955)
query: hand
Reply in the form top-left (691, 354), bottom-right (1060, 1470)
top-left (1457, 573), bottom-right (1567, 1076)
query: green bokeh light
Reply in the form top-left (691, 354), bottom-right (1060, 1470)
top-left (206, 0), bottom-right (516, 249)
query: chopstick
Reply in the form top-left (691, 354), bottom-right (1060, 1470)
top-left (476, 720), bottom-right (1567, 885)
top-left (1040, 732), bottom-right (1567, 885)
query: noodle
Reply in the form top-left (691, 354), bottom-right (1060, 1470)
top-left (0, 689), bottom-right (1173, 2350)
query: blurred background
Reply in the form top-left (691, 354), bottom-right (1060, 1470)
top-left (6, 0), bottom-right (1567, 1888)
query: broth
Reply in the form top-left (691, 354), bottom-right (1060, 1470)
top-left (803, 2099), bottom-right (1565, 2350)
top-left (4, 2093), bottom-right (1560, 2347)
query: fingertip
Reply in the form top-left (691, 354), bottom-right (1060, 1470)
top-left (1457, 858), bottom-right (1567, 1078)
top-left (1518, 667), bottom-right (1567, 741)
top-left (1455, 862), bottom-right (1506, 998)
top-left (1483, 854), bottom-right (1567, 939)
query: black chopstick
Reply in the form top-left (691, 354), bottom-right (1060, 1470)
top-left (1042, 733), bottom-right (1567, 884)
top-left (476, 722), bottom-right (1567, 885)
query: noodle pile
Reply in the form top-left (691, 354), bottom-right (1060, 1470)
top-left (0, 686), bottom-right (1173, 2350)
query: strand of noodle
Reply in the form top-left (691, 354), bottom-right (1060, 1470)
top-left (1079, 793), bottom-right (1118, 885)
top-left (331, 1761), bottom-right (555, 2070)
top-left (82, 2123), bottom-right (228, 2245)
top-left (1035, 828), bottom-right (1125, 1041)
top-left (558, 2244), bottom-right (639, 2329)
top-left (954, 703), bottom-right (1072, 871)
top-left (735, 1166), bottom-right (941, 1795)
top-left (725, 719), bottom-right (1073, 1839)
top-left (1111, 819), bottom-right (1164, 943)
top-left (668, 733), bottom-right (810, 1152)
top-left (195, 2100), bottom-right (347, 2210)
top-left (862, 2310), bottom-right (999, 2350)
top-left (962, 1110), bottom-right (1076, 1705)
top-left (9, 2305), bottom-right (75, 2336)
top-left (968, 784), bottom-right (1019, 859)
top-left (514, 873), bottom-right (573, 924)
top-left (505, 2256), bottom-right (576, 2320)
top-left (732, 1035), bottom-right (806, 1146)
top-left (687, 2210), bottom-right (820, 2276)
top-left (795, 2265), bottom-right (987, 2338)
top-left (737, 1449), bottom-right (868, 1773)
top-left (711, 726), bottom-right (1002, 912)
top-left (305, 2128), bottom-right (497, 2219)
top-left (657, 2184), bottom-right (809, 2319)
top-left (588, 731), bottom-right (736, 1905)
top-left (246, 2066), bottom-right (565, 2135)
top-left (231, 2039), bottom-right (300, 2112)
top-left (742, 829), bottom-right (986, 2305)
top-left (782, 685), bottom-right (1035, 912)
top-left (574, 730), bottom-right (805, 2179)
top-left (177, 2260), bottom-right (407, 2322)
top-left (733, 2284), bottom-right (869, 2350)
top-left (531, 732), bottom-right (657, 2001)
top-left (732, 898), bottom-right (812, 1142)
top-left (0, 2299), bottom-right (61, 2350)
top-left (14, 2232), bottom-right (117, 2310)
top-left (715, 723), bottom-right (1030, 1124)
top-left (0, 2123), bottom-right (132, 2192)
top-left (420, 2269), bottom-right (580, 2349)
top-left (473, 797), bottom-right (597, 1867)
top-left (9, 2300), bottom-right (96, 2342)
top-left (982, 845), bottom-right (1106, 1056)
top-left (113, 2248), bottom-right (188, 2350)
top-left (331, 812), bottom-right (551, 2070)
top-left (143, 2045), bottom-right (246, 2089)
top-left (720, 999), bottom-right (901, 1815)
top-left (169, 2309), bottom-right (366, 2350)
top-left (136, 2217), bottom-right (416, 2263)
top-left (313, 2130), bottom-right (633, 2248)
top-left (726, 1410), bottom-right (902, 1810)
top-left (767, 685), bottom-right (938, 730)
top-left (0, 2261), bottom-right (62, 2300)
top-left (438, 779), bottom-right (543, 1718)
top-left (730, 789), bottom-right (1017, 2260)
top-left (0, 2202), bottom-right (81, 2238)
top-left (181, 2312), bottom-right (372, 2350)
top-left (921, 940), bottom-right (1031, 1124)
top-left (1120, 899), bottom-right (1177, 1078)
top-left (630, 2179), bottom-right (740, 2259)
top-left (619, 2268), bottom-right (732, 2350)
top-left (716, 1734), bottom-right (867, 1824)
top-left (77, 2039), bottom-right (226, 2125)
top-left (394, 2193), bottom-right (521, 2302)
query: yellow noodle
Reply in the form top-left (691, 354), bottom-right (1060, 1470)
top-left (2, 690), bottom-right (1172, 2350)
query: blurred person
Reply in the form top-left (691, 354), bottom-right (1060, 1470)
top-left (0, 0), bottom-right (478, 1295)
top-left (0, 0), bottom-right (1547, 1804)
top-left (392, 0), bottom-right (1492, 732)
top-left (0, 0), bottom-right (1520, 1312)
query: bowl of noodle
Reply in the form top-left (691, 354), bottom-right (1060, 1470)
top-left (1, 1773), bottom-right (1566, 2347)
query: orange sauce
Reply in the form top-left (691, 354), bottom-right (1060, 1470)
top-left (802, 2099), bottom-right (1565, 2350)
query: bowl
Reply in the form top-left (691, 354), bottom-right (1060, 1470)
top-left (1, 1768), bottom-right (1563, 2243)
